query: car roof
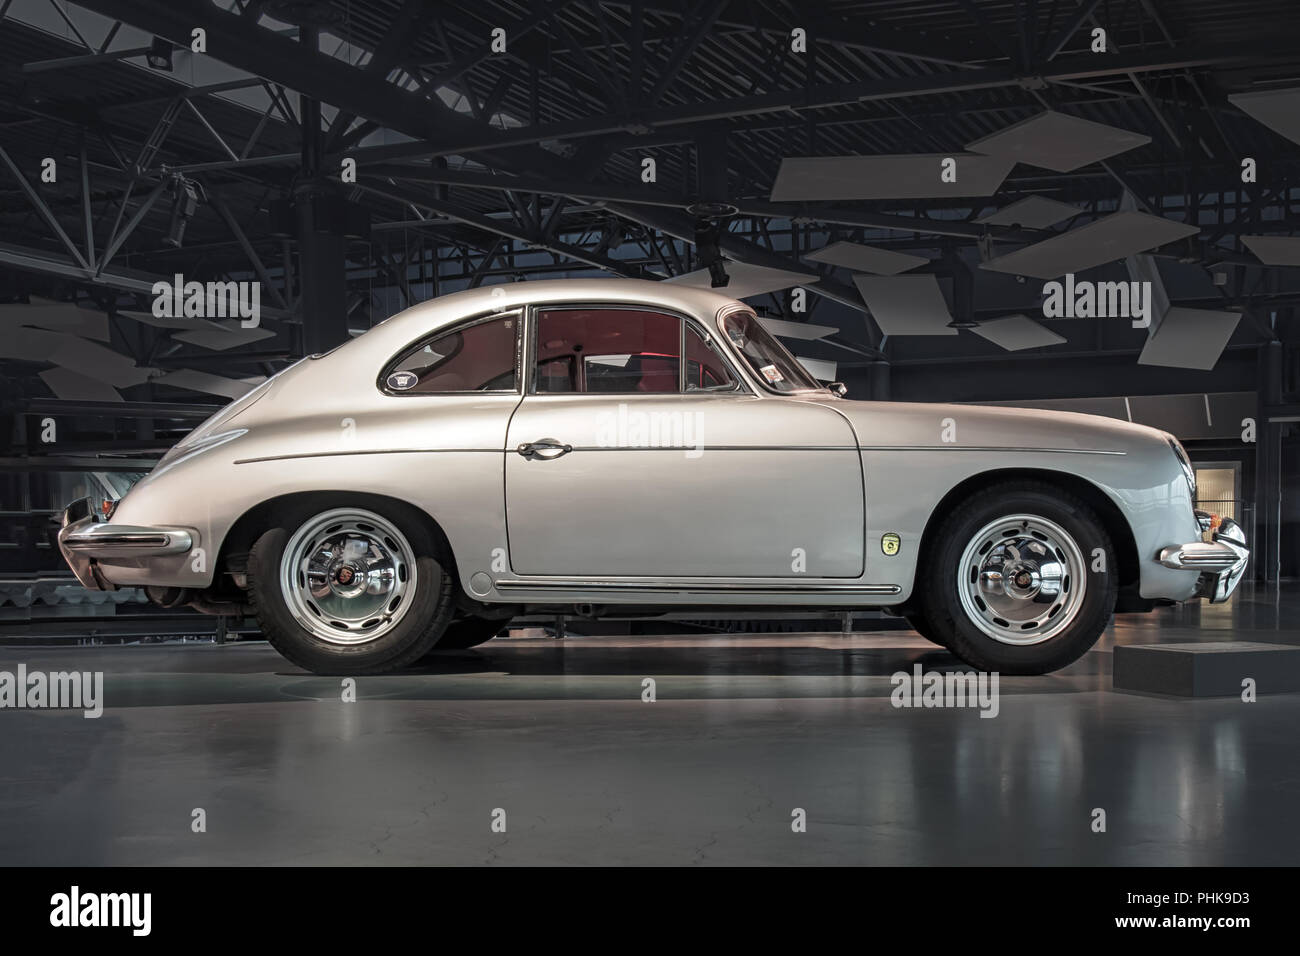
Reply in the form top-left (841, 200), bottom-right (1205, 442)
top-left (371, 277), bottom-right (747, 343)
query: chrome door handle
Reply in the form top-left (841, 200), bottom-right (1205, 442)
top-left (517, 438), bottom-right (573, 459)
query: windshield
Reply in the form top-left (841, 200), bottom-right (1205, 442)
top-left (720, 311), bottom-right (823, 393)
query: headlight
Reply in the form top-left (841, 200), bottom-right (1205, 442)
top-left (1166, 435), bottom-right (1196, 497)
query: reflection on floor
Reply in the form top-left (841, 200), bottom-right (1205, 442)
top-left (0, 585), bottom-right (1296, 865)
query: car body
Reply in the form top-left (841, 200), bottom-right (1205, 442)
top-left (58, 277), bottom-right (1249, 674)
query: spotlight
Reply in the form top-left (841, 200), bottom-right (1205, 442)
top-left (162, 175), bottom-right (203, 249)
top-left (146, 36), bottom-right (173, 71)
top-left (693, 217), bottom-right (729, 288)
top-left (685, 200), bottom-right (739, 218)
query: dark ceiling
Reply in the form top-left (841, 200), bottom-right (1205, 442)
top-left (2, 0), bottom-right (1299, 407)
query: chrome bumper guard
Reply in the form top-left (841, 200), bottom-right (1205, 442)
top-left (1158, 515), bottom-right (1249, 604)
top-left (57, 497), bottom-right (194, 591)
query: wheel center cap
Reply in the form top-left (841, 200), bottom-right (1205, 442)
top-left (330, 561), bottom-right (368, 598)
top-left (1003, 562), bottom-right (1042, 599)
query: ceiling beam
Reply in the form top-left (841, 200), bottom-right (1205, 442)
top-left (72, 1), bottom-right (1300, 171)
top-left (69, 0), bottom-right (877, 304)
top-left (363, 164), bottom-right (1037, 240)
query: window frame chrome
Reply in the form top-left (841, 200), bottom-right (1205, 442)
top-left (376, 308), bottom-right (524, 397)
top-left (523, 301), bottom-right (748, 397)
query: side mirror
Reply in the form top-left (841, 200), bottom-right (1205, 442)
top-left (827, 381), bottom-right (848, 397)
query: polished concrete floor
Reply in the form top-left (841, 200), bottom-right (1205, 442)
top-left (1, 585), bottom-right (1297, 866)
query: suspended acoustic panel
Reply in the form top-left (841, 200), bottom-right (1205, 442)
top-left (171, 321), bottom-right (277, 351)
top-left (0, 299), bottom-right (111, 342)
top-left (795, 356), bottom-right (837, 381)
top-left (980, 212), bottom-right (1199, 280)
top-left (975, 195), bottom-right (1081, 230)
top-left (0, 326), bottom-right (64, 362)
top-left (116, 308), bottom-right (224, 331)
top-left (769, 153), bottom-right (1014, 201)
top-left (156, 369), bottom-right (266, 400)
top-left (1241, 235), bottom-right (1300, 266)
top-left (755, 316), bottom-right (837, 340)
top-left (1138, 307), bottom-right (1241, 371)
top-left (804, 241), bottom-right (928, 276)
top-left (45, 334), bottom-right (154, 387)
top-left (666, 262), bottom-right (818, 298)
top-left (0, 312), bottom-right (151, 390)
top-left (971, 314), bottom-right (1067, 351)
top-left (966, 110), bottom-right (1151, 172)
top-left (853, 275), bottom-right (957, 336)
top-left (39, 367), bottom-right (123, 402)
top-left (1229, 88), bottom-right (1300, 147)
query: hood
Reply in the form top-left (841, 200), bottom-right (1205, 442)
top-left (827, 399), bottom-right (1167, 453)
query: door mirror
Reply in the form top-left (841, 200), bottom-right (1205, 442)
top-left (827, 381), bottom-right (848, 397)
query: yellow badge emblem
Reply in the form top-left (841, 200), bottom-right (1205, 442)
top-left (881, 533), bottom-right (901, 556)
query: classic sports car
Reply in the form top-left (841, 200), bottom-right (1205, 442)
top-left (59, 278), bottom-right (1248, 675)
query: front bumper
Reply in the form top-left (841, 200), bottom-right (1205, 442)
top-left (1158, 514), bottom-right (1249, 603)
top-left (57, 497), bottom-right (194, 591)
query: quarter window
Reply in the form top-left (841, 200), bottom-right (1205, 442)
top-left (385, 314), bottom-right (519, 393)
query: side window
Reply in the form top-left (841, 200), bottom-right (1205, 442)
top-left (385, 313), bottom-right (519, 393)
top-left (535, 307), bottom-right (682, 394)
top-left (684, 323), bottom-right (738, 390)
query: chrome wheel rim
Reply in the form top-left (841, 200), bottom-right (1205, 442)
top-left (956, 513), bottom-right (1086, 646)
top-left (279, 508), bottom-right (416, 645)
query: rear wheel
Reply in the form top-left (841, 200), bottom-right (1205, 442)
top-left (248, 501), bottom-right (455, 674)
top-left (919, 482), bottom-right (1116, 675)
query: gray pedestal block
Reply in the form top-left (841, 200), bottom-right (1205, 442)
top-left (1113, 642), bottom-right (1300, 697)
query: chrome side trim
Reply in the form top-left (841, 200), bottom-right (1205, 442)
top-left (494, 579), bottom-right (901, 595)
top-left (235, 448), bottom-right (501, 464)
top-left (564, 445), bottom-right (858, 452)
top-left (236, 444), bottom-right (1125, 465)
top-left (857, 446), bottom-right (1127, 456)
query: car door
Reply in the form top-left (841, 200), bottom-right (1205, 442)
top-left (504, 304), bottom-right (864, 578)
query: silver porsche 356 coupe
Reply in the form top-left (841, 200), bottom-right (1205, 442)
top-left (59, 278), bottom-right (1248, 675)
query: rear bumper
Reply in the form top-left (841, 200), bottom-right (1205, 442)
top-left (57, 497), bottom-right (194, 591)
top-left (1158, 515), bottom-right (1249, 604)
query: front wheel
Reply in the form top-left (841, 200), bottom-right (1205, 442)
top-left (248, 501), bottom-right (455, 674)
top-left (904, 612), bottom-right (947, 648)
top-left (919, 482), bottom-right (1116, 674)
top-left (431, 614), bottom-right (511, 650)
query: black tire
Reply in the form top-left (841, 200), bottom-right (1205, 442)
top-left (431, 614), bottom-right (510, 651)
top-left (918, 481), bottom-right (1116, 675)
top-left (247, 498), bottom-right (455, 675)
top-left (904, 612), bottom-right (947, 648)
